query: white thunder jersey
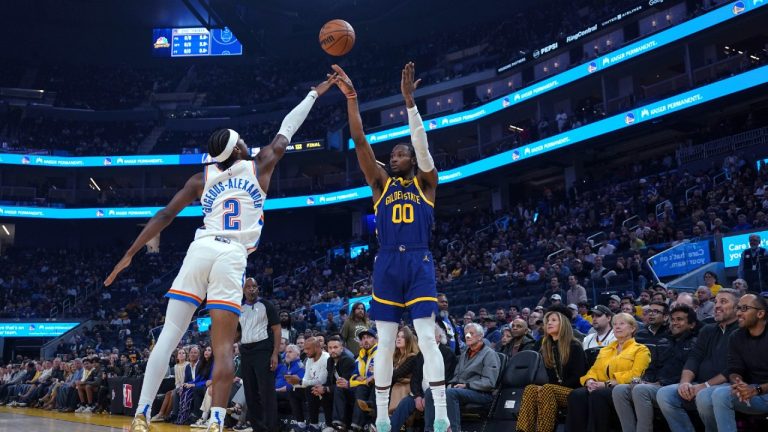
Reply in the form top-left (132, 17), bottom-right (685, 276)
top-left (196, 159), bottom-right (266, 252)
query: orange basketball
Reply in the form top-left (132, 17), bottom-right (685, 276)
top-left (319, 19), bottom-right (355, 56)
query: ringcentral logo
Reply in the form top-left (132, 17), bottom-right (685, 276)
top-left (649, 0), bottom-right (665, 5)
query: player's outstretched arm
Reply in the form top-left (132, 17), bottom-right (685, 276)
top-left (331, 64), bottom-right (388, 197)
top-left (401, 62), bottom-right (438, 190)
top-left (104, 173), bottom-right (204, 286)
top-left (256, 76), bottom-right (336, 193)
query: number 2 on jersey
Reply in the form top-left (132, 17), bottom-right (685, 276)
top-left (391, 203), bottom-right (414, 224)
top-left (223, 199), bottom-right (241, 230)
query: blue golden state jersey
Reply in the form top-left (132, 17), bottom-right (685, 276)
top-left (374, 177), bottom-right (434, 249)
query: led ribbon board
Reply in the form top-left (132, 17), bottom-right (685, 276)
top-left (1, 64), bottom-right (767, 218)
top-left (0, 2), bottom-right (763, 167)
top-left (0, 322), bottom-right (79, 337)
top-left (349, 0), bottom-right (766, 148)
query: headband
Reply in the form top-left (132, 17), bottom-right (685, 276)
top-left (214, 129), bottom-right (239, 162)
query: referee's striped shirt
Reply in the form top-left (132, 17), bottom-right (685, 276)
top-left (239, 297), bottom-right (279, 350)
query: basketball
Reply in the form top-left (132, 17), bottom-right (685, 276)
top-left (319, 19), bottom-right (355, 56)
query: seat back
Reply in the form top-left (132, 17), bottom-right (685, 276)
top-left (501, 350), bottom-right (545, 388)
top-left (584, 346), bottom-right (601, 369)
top-left (495, 352), bottom-right (507, 389)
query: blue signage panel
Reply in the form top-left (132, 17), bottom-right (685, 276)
top-left (649, 240), bottom-right (712, 277)
top-left (349, 0), bottom-right (767, 148)
top-left (0, 65), bottom-right (766, 218)
top-left (721, 229), bottom-right (768, 268)
top-left (348, 295), bottom-right (373, 313)
top-left (0, 322), bottom-right (79, 337)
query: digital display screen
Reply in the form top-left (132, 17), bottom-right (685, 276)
top-left (197, 317), bottom-right (212, 333)
top-left (350, 244), bottom-right (369, 259)
top-left (0, 322), bottom-right (79, 337)
top-left (348, 295), bottom-right (373, 313)
top-left (648, 240), bottom-right (711, 277)
top-left (721, 230), bottom-right (768, 268)
top-left (153, 27), bottom-right (243, 58)
top-left (285, 140), bottom-right (325, 153)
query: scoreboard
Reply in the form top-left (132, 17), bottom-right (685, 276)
top-left (153, 27), bottom-right (243, 58)
top-left (285, 140), bottom-right (325, 153)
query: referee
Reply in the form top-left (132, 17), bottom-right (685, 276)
top-left (239, 277), bottom-right (281, 431)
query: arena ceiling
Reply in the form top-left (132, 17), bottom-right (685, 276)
top-left (0, 0), bottom-right (523, 63)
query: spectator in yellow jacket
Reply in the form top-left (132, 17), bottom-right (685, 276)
top-left (566, 312), bottom-right (651, 432)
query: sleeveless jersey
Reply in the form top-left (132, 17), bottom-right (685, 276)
top-left (195, 160), bottom-right (266, 252)
top-left (374, 177), bottom-right (434, 249)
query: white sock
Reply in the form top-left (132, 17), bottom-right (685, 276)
top-left (413, 316), bottom-right (449, 425)
top-left (135, 300), bottom-right (196, 419)
top-left (209, 407), bottom-right (227, 426)
top-left (373, 321), bottom-right (398, 424)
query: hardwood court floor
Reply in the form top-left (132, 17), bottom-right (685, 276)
top-left (0, 406), bottom-right (196, 431)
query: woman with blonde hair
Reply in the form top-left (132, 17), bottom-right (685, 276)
top-left (566, 312), bottom-right (651, 432)
top-left (516, 310), bottom-right (586, 432)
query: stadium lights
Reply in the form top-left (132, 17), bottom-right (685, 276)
top-left (2, 225), bottom-right (9, 235)
top-left (89, 177), bottom-right (101, 191)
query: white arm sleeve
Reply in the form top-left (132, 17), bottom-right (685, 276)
top-left (407, 106), bottom-right (435, 172)
top-left (277, 90), bottom-right (318, 142)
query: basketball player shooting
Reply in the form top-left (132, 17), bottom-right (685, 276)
top-left (331, 63), bottom-right (448, 432)
top-left (103, 75), bottom-right (336, 432)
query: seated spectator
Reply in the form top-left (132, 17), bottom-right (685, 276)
top-left (517, 310), bottom-right (587, 432)
top-left (656, 289), bottom-right (740, 432)
top-left (323, 336), bottom-right (356, 432)
top-left (732, 278), bottom-right (749, 295)
top-left (696, 286), bottom-right (715, 321)
top-left (55, 359), bottom-right (84, 412)
top-left (527, 310), bottom-right (544, 340)
top-left (635, 301), bottom-right (670, 345)
top-left (276, 344), bottom-right (304, 425)
top-left (566, 312), bottom-right (651, 432)
top-left (537, 277), bottom-right (564, 308)
top-left (703, 271), bottom-right (722, 296)
top-left (483, 317), bottom-right (502, 348)
top-left (424, 322), bottom-right (500, 432)
top-left (496, 319), bottom-right (535, 357)
top-left (152, 348), bottom-right (189, 422)
top-left (390, 324), bottom-right (457, 432)
top-left (75, 359), bottom-right (101, 413)
top-left (347, 329), bottom-right (378, 432)
top-left (607, 295), bottom-right (622, 314)
top-left (567, 304), bottom-right (593, 336)
top-left (577, 302), bottom-right (592, 324)
top-left (387, 327), bottom-right (419, 414)
top-left (288, 337), bottom-right (329, 432)
top-left (566, 275), bottom-right (588, 305)
top-left (583, 306), bottom-right (616, 350)
top-left (612, 304), bottom-right (698, 432)
top-left (711, 293), bottom-right (768, 430)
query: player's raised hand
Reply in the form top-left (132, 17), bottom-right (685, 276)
top-left (104, 254), bottom-right (133, 287)
top-left (400, 61), bottom-right (421, 105)
top-left (312, 73), bottom-right (338, 97)
top-left (330, 64), bottom-right (357, 99)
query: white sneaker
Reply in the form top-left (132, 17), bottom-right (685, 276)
top-left (191, 418), bottom-right (208, 428)
top-left (75, 405), bottom-right (86, 413)
top-left (82, 405), bottom-right (94, 413)
top-left (151, 414), bottom-right (166, 422)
